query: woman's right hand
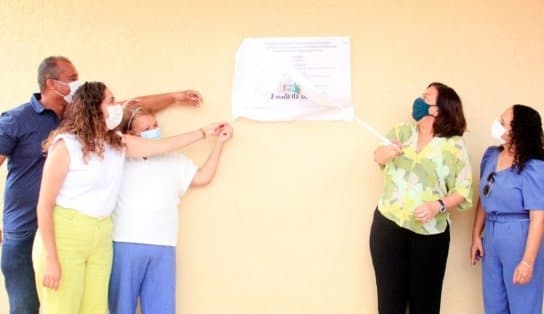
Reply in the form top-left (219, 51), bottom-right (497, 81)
top-left (204, 122), bottom-right (226, 137)
top-left (373, 141), bottom-right (403, 165)
top-left (218, 124), bottom-right (233, 143)
top-left (470, 236), bottom-right (484, 265)
top-left (43, 256), bottom-right (62, 290)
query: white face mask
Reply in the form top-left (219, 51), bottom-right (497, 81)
top-left (491, 119), bottom-right (506, 144)
top-left (54, 80), bottom-right (83, 103)
top-left (105, 104), bottom-right (124, 130)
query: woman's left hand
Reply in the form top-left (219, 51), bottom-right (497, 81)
top-left (173, 90), bottom-right (203, 107)
top-left (414, 201), bottom-right (440, 223)
top-left (513, 261), bottom-right (533, 285)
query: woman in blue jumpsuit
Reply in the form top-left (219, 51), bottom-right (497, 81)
top-left (471, 104), bottom-right (544, 314)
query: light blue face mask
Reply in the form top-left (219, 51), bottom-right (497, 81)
top-left (140, 128), bottom-right (161, 139)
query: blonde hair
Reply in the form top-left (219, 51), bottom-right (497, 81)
top-left (119, 104), bottom-right (154, 134)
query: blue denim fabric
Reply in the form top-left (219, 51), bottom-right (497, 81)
top-left (1, 229), bottom-right (39, 314)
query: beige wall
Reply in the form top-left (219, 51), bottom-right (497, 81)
top-left (1, 0), bottom-right (543, 313)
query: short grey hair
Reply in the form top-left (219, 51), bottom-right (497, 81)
top-left (37, 56), bottom-right (72, 92)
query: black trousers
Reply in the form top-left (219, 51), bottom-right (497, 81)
top-left (370, 209), bottom-right (450, 314)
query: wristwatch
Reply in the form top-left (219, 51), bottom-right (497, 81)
top-left (437, 199), bottom-right (446, 213)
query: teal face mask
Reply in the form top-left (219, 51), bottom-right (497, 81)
top-left (140, 128), bottom-right (161, 139)
top-left (412, 98), bottom-right (431, 121)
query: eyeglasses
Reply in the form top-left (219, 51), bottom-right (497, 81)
top-left (482, 172), bottom-right (496, 197)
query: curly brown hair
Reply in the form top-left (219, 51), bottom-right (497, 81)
top-left (505, 104), bottom-right (544, 173)
top-left (43, 81), bottom-right (125, 161)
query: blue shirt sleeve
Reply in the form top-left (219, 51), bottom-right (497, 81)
top-left (0, 112), bottom-right (19, 156)
top-left (479, 146), bottom-right (498, 179)
top-left (522, 159), bottom-right (544, 210)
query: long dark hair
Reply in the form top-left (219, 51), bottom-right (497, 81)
top-left (44, 82), bottom-right (124, 161)
top-left (508, 104), bottom-right (544, 173)
top-left (429, 82), bottom-right (467, 137)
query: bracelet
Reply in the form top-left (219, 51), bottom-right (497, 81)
top-left (520, 260), bottom-right (533, 268)
top-left (199, 128), bottom-right (206, 139)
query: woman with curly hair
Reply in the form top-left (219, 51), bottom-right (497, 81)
top-left (470, 105), bottom-right (544, 314)
top-left (32, 82), bottom-right (226, 314)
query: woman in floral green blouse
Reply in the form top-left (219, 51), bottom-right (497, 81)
top-left (370, 82), bottom-right (473, 314)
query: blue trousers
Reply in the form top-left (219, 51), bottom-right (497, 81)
top-left (109, 242), bottom-right (176, 314)
top-left (1, 229), bottom-right (39, 314)
top-left (482, 213), bottom-right (544, 314)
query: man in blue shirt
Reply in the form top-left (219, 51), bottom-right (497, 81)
top-left (0, 56), bottom-right (203, 314)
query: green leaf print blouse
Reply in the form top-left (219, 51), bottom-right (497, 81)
top-left (377, 123), bottom-right (473, 235)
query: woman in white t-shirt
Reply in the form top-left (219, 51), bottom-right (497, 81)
top-left (33, 82), bottom-right (225, 314)
top-left (108, 104), bottom-right (232, 314)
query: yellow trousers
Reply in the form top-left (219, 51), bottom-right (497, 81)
top-left (33, 206), bottom-right (112, 314)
